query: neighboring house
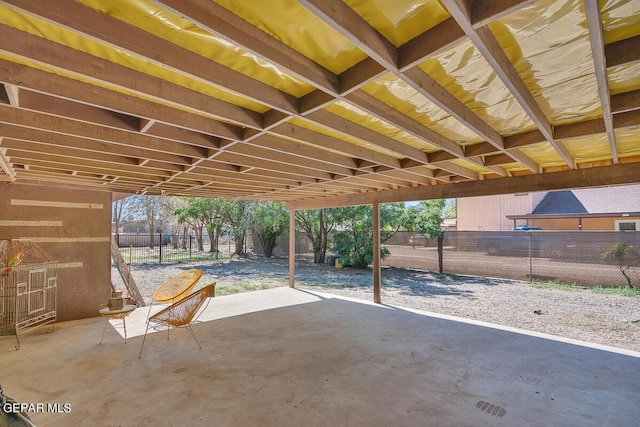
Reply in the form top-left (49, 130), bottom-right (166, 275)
top-left (457, 184), bottom-right (640, 231)
top-left (457, 192), bottom-right (546, 231)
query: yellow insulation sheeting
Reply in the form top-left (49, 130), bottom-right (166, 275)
top-left (448, 158), bottom-right (490, 174)
top-left (501, 162), bottom-right (529, 173)
top-left (418, 39), bottom-right (537, 136)
top-left (601, 0), bottom-right (640, 44)
top-left (362, 73), bottom-right (483, 144)
top-left (615, 128), bottom-right (640, 159)
top-left (79, 0), bottom-right (313, 98)
top-left (562, 133), bottom-right (616, 164)
top-left (0, 4), bottom-right (269, 113)
top-left (324, 101), bottom-right (441, 152)
top-left (489, 0), bottom-right (602, 127)
top-left (344, 0), bottom-right (450, 47)
top-left (519, 142), bottom-right (565, 168)
top-left (214, 0), bottom-right (366, 75)
top-left (288, 117), bottom-right (405, 159)
top-left (608, 63), bottom-right (640, 95)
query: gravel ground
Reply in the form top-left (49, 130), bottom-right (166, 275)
top-left (112, 256), bottom-right (640, 353)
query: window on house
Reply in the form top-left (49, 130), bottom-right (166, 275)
top-left (615, 220), bottom-right (639, 231)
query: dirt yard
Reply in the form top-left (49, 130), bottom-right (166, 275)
top-left (112, 256), bottom-right (640, 353)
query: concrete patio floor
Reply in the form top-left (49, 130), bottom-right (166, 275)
top-left (1, 287), bottom-right (639, 426)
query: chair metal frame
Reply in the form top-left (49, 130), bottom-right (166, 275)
top-left (138, 283), bottom-right (216, 358)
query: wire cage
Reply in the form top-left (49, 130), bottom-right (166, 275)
top-left (0, 239), bottom-right (58, 350)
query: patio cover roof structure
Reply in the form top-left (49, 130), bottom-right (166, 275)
top-left (0, 0), bottom-right (639, 208)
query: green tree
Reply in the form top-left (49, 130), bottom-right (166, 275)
top-left (601, 242), bottom-right (639, 288)
top-left (331, 203), bottom-right (405, 269)
top-left (407, 200), bottom-right (446, 274)
top-left (223, 200), bottom-right (253, 256)
top-left (443, 199), bottom-right (456, 219)
top-left (173, 197), bottom-right (229, 253)
top-left (295, 209), bottom-right (339, 264)
top-left (199, 198), bottom-right (227, 255)
top-left (173, 197), bottom-right (211, 252)
top-left (250, 201), bottom-right (288, 257)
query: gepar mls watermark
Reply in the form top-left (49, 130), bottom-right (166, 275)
top-left (3, 402), bottom-right (72, 414)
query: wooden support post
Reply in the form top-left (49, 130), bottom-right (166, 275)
top-left (289, 209), bottom-right (296, 288)
top-left (373, 201), bottom-right (381, 303)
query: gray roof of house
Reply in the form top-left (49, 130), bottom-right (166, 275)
top-left (533, 184), bottom-right (640, 215)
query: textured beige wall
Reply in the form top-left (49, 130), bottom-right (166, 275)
top-left (457, 193), bottom-right (539, 231)
top-left (0, 183), bottom-right (112, 321)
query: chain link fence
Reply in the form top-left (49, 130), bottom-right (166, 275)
top-left (384, 231), bottom-right (640, 287)
top-left (114, 230), bottom-right (640, 287)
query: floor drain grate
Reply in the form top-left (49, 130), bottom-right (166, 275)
top-left (476, 400), bottom-right (507, 417)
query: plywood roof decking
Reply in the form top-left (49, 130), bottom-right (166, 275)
top-left (0, 0), bottom-right (639, 207)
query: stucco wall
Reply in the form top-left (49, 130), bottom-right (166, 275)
top-left (0, 183), bottom-right (112, 321)
top-left (457, 193), bottom-right (539, 231)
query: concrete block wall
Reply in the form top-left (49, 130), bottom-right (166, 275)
top-left (0, 182), bottom-right (112, 321)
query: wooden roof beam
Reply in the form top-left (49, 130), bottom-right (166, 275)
top-left (9, 0), bottom-right (474, 183)
top-left (605, 34), bottom-right (640, 68)
top-left (470, 0), bottom-right (540, 28)
top-left (0, 105), bottom-right (207, 159)
top-left (1, 138), bottom-right (140, 168)
top-left (2, 83), bottom-right (19, 106)
top-left (441, 0), bottom-right (575, 169)
top-left (398, 18), bottom-right (465, 71)
top-left (0, 28), bottom-right (263, 131)
top-left (0, 122), bottom-right (194, 167)
top-left (345, 90), bottom-right (464, 158)
top-left (297, 0), bottom-right (501, 175)
top-left (297, 0), bottom-right (397, 71)
top-left (611, 89), bottom-right (640, 114)
top-left (153, 0), bottom-right (339, 94)
top-left (151, 0), bottom-right (483, 179)
top-left (307, 110), bottom-right (430, 165)
top-left (0, 59), bottom-right (248, 140)
top-left (272, 123), bottom-right (402, 169)
top-left (13, 90), bottom-right (224, 151)
top-left (7, 152), bottom-right (178, 181)
top-left (250, 134), bottom-right (360, 170)
top-left (3, 0), bottom-right (299, 115)
top-left (226, 143), bottom-right (356, 177)
top-left (585, 0), bottom-right (618, 164)
top-left (0, 140), bottom-right (17, 182)
top-left (286, 162), bottom-right (640, 211)
top-left (213, 151), bottom-right (334, 181)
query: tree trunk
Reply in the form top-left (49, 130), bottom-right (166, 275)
top-left (207, 228), bottom-right (216, 253)
top-left (437, 234), bottom-right (444, 274)
top-left (149, 228), bottom-right (155, 250)
top-left (181, 226), bottom-right (188, 249)
top-left (259, 234), bottom-right (276, 257)
top-left (234, 230), bottom-right (245, 255)
top-left (196, 227), bottom-right (204, 251)
top-left (620, 265), bottom-right (632, 288)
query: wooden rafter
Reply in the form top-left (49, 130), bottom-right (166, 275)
top-left (156, 0), bottom-right (492, 179)
top-left (298, 0), bottom-right (540, 173)
top-left (440, 0), bottom-right (576, 169)
top-left (585, 0), bottom-right (618, 164)
top-left (0, 0), bottom-right (638, 202)
top-left (2, 83), bottom-right (18, 106)
top-left (286, 162), bottom-right (640, 210)
top-left (0, 140), bottom-right (17, 182)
